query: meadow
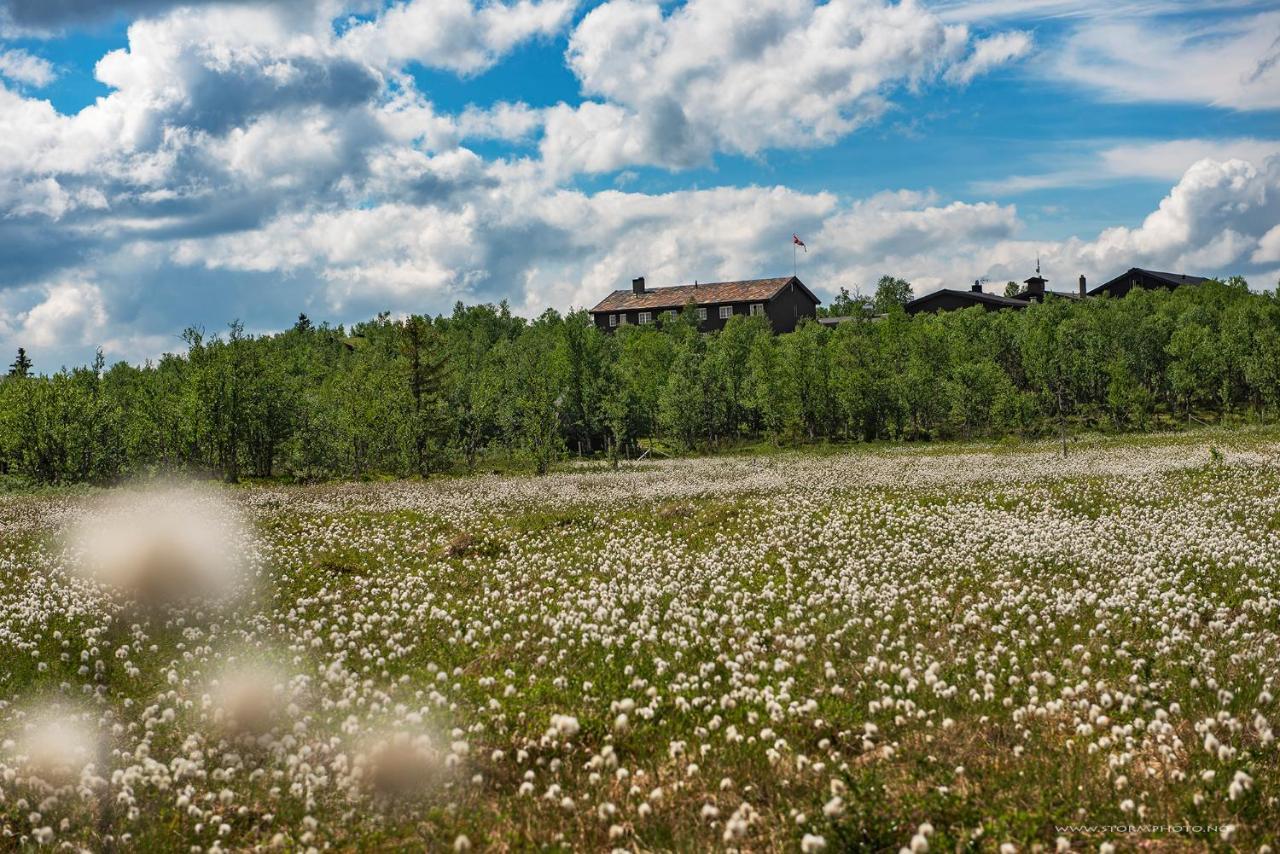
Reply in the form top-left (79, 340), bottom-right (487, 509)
top-left (1, 431), bottom-right (1278, 852)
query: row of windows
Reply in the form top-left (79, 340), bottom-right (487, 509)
top-left (607, 303), bottom-right (765, 327)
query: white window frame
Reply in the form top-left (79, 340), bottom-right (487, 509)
top-left (697, 307), bottom-right (708, 321)
top-left (665, 309), bottom-right (678, 321)
top-left (750, 303), bottom-right (765, 316)
top-left (638, 311), bottom-right (652, 325)
top-left (718, 305), bottom-right (733, 319)
top-left (609, 314), bottom-right (617, 327)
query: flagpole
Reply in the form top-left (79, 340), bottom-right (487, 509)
top-left (793, 242), bottom-right (797, 276)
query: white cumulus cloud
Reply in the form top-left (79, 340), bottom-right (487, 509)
top-left (0, 47), bottom-right (54, 86)
top-left (338, 0), bottom-right (576, 75)
top-left (547, 0), bottom-right (1000, 173)
top-left (12, 281), bottom-right (109, 350)
top-left (1078, 156), bottom-right (1280, 269)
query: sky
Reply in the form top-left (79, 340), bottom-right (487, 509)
top-left (1, 0), bottom-right (1278, 370)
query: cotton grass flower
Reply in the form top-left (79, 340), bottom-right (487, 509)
top-left (549, 714), bottom-right (580, 738)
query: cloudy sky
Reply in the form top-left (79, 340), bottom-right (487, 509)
top-left (1, 0), bottom-right (1278, 369)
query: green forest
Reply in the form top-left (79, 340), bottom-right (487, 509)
top-left (2, 276), bottom-right (1278, 484)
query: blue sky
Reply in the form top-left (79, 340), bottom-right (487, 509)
top-left (0, 0), bottom-right (1278, 369)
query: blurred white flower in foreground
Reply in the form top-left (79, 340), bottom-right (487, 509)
top-left (355, 729), bottom-right (447, 797)
top-left (210, 660), bottom-right (289, 735)
top-left (7, 708), bottom-right (99, 788)
top-left (69, 486), bottom-right (253, 610)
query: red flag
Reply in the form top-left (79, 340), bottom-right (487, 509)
top-left (793, 234), bottom-right (807, 252)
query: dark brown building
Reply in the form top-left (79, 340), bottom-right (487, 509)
top-left (590, 276), bottom-right (820, 334)
top-left (904, 282), bottom-right (1029, 315)
top-left (906, 271), bottom-right (1090, 316)
top-left (1087, 267), bottom-right (1210, 299)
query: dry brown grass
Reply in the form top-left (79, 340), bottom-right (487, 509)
top-left (445, 531), bottom-right (476, 557)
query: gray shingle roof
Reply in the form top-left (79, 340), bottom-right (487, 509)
top-left (591, 277), bottom-right (816, 312)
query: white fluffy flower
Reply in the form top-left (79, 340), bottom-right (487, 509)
top-left (550, 714), bottom-right (580, 738)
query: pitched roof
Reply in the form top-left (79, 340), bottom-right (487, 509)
top-left (1088, 267), bottom-right (1210, 295)
top-left (1137, 269), bottom-right (1211, 287)
top-left (905, 289), bottom-right (1028, 312)
top-left (591, 276), bottom-right (817, 312)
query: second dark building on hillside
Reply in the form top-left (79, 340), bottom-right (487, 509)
top-left (1086, 268), bottom-right (1211, 298)
top-left (904, 266), bottom-right (1209, 316)
top-left (904, 270), bottom-right (1087, 316)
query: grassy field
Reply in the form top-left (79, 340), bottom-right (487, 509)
top-left (1, 431), bottom-right (1278, 851)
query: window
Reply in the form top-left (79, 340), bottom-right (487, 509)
top-left (665, 309), bottom-right (678, 321)
top-left (618, 314), bottom-right (628, 325)
top-left (638, 311), bottom-right (652, 325)
top-left (750, 303), bottom-right (765, 316)
top-left (697, 307), bottom-right (708, 321)
top-left (609, 314), bottom-right (617, 327)
top-left (719, 305), bottom-right (733, 319)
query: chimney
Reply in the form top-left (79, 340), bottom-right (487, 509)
top-left (1023, 274), bottom-right (1046, 299)
top-left (632, 276), bottom-right (645, 295)
top-left (1078, 274), bottom-right (1086, 297)
top-left (971, 279), bottom-right (982, 293)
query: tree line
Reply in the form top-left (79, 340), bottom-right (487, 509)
top-left (2, 276), bottom-right (1278, 484)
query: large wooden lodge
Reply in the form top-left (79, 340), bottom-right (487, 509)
top-left (590, 276), bottom-right (820, 334)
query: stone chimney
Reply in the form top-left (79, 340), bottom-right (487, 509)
top-left (1078, 274), bottom-right (1087, 297)
top-left (971, 280), bottom-right (982, 293)
top-left (632, 276), bottom-right (645, 295)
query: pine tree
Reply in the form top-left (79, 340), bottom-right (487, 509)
top-left (8, 348), bottom-right (32, 378)
top-left (399, 315), bottom-right (451, 475)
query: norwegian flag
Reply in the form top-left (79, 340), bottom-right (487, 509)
top-left (792, 234), bottom-right (807, 252)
